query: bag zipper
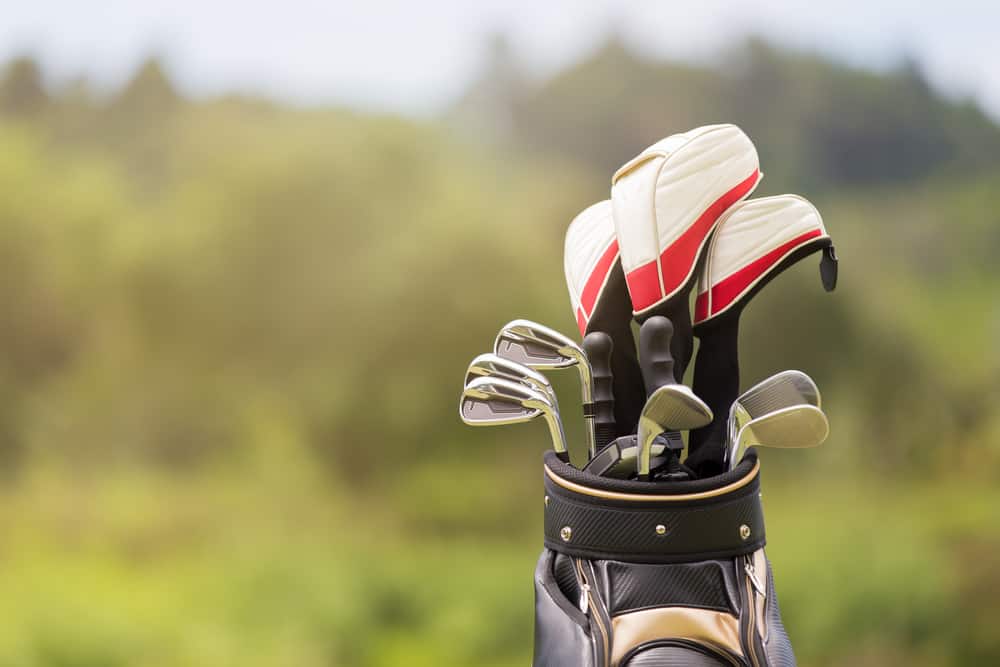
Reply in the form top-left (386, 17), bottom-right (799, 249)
top-left (742, 555), bottom-right (766, 667)
top-left (575, 559), bottom-right (611, 666)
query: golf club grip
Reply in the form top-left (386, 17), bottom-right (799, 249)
top-left (585, 265), bottom-right (644, 437)
top-left (582, 332), bottom-right (616, 452)
top-left (639, 316), bottom-right (677, 395)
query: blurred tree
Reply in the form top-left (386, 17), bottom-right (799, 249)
top-left (482, 36), bottom-right (1000, 193)
top-left (449, 32), bottom-right (527, 144)
top-left (0, 55), bottom-right (49, 118)
top-left (103, 57), bottom-right (182, 192)
top-left (110, 56), bottom-right (180, 120)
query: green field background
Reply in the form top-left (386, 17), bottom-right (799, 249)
top-left (0, 41), bottom-right (998, 665)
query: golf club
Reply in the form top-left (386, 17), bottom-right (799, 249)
top-left (582, 332), bottom-right (615, 455)
top-left (460, 376), bottom-right (569, 463)
top-left (494, 319), bottom-right (595, 458)
top-left (728, 404), bottom-right (829, 470)
top-left (465, 353), bottom-right (559, 410)
top-left (584, 432), bottom-right (684, 479)
top-left (688, 194), bottom-right (836, 476)
top-left (612, 125), bottom-right (761, 381)
top-left (638, 385), bottom-right (712, 481)
top-left (564, 200), bottom-right (646, 441)
top-left (723, 370), bottom-right (821, 469)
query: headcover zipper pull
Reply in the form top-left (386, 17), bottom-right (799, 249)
top-left (820, 245), bottom-right (838, 292)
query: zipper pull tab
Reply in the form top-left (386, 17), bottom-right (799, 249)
top-left (745, 562), bottom-right (766, 599)
top-left (579, 583), bottom-right (591, 614)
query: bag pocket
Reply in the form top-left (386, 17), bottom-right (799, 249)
top-left (622, 639), bottom-right (743, 666)
top-left (533, 550), bottom-right (596, 667)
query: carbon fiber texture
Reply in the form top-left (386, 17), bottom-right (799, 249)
top-left (543, 481), bottom-right (765, 561)
top-left (603, 560), bottom-right (738, 615)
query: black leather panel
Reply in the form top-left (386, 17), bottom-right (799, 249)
top-left (533, 551), bottom-right (594, 667)
top-left (553, 553), bottom-right (579, 603)
top-left (543, 469), bottom-right (765, 563)
top-left (763, 557), bottom-right (797, 666)
top-left (599, 559), bottom-right (739, 615)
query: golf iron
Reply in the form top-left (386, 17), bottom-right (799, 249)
top-left (494, 319), bottom-right (596, 458)
top-left (638, 385), bottom-right (713, 481)
top-left (460, 376), bottom-right (569, 463)
top-left (727, 403), bottom-right (829, 470)
top-left (465, 353), bottom-right (559, 410)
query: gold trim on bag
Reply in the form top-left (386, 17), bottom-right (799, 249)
top-left (610, 607), bottom-right (742, 666)
top-left (544, 462), bottom-right (759, 502)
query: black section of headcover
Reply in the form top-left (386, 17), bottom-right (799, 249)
top-left (542, 453), bottom-right (765, 563)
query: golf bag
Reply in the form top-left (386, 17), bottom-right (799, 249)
top-left (533, 450), bottom-right (795, 667)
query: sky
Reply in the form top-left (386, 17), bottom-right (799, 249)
top-left (2, 1), bottom-right (998, 118)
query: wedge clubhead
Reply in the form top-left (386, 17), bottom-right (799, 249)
top-left (729, 404), bottom-right (829, 469)
top-left (460, 375), bottom-right (568, 461)
top-left (638, 384), bottom-right (713, 480)
top-left (725, 371), bottom-right (822, 469)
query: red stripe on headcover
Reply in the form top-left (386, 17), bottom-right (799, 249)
top-left (701, 229), bottom-right (825, 322)
top-left (623, 170), bottom-right (761, 312)
top-left (580, 240), bottom-right (619, 317)
top-left (625, 261), bottom-right (661, 313)
top-left (658, 170), bottom-right (761, 300)
top-left (694, 291), bottom-right (709, 323)
top-left (576, 307), bottom-right (587, 337)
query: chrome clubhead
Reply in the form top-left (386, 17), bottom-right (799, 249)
top-left (739, 370), bottom-right (821, 414)
top-left (495, 319), bottom-right (586, 371)
top-left (494, 319), bottom-right (595, 456)
top-left (725, 371), bottom-right (823, 469)
top-left (464, 353), bottom-right (559, 409)
top-left (460, 376), bottom-right (568, 458)
top-left (638, 384), bottom-right (713, 480)
top-left (729, 404), bottom-right (829, 468)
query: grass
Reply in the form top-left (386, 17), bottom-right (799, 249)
top-left (0, 448), bottom-right (995, 666)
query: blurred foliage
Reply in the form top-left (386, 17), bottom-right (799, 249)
top-left (0, 38), bottom-right (997, 666)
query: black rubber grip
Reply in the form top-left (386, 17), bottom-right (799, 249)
top-left (583, 332), bottom-right (616, 452)
top-left (639, 316), bottom-right (677, 395)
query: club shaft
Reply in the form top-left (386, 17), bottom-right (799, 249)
top-left (544, 411), bottom-right (568, 458)
top-left (575, 362), bottom-right (596, 460)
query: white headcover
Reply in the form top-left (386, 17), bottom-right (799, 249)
top-left (611, 124), bottom-right (761, 315)
top-left (694, 195), bottom-right (829, 325)
top-left (564, 200), bottom-right (619, 336)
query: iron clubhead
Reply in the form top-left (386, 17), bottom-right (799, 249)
top-left (725, 371), bottom-right (823, 469)
top-left (730, 404), bottom-right (829, 468)
top-left (739, 370), bottom-right (821, 415)
top-left (460, 375), bottom-right (568, 458)
top-left (495, 319), bottom-right (586, 370)
top-left (464, 353), bottom-right (558, 408)
top-left (494, 319), bottom-right (595, 457)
